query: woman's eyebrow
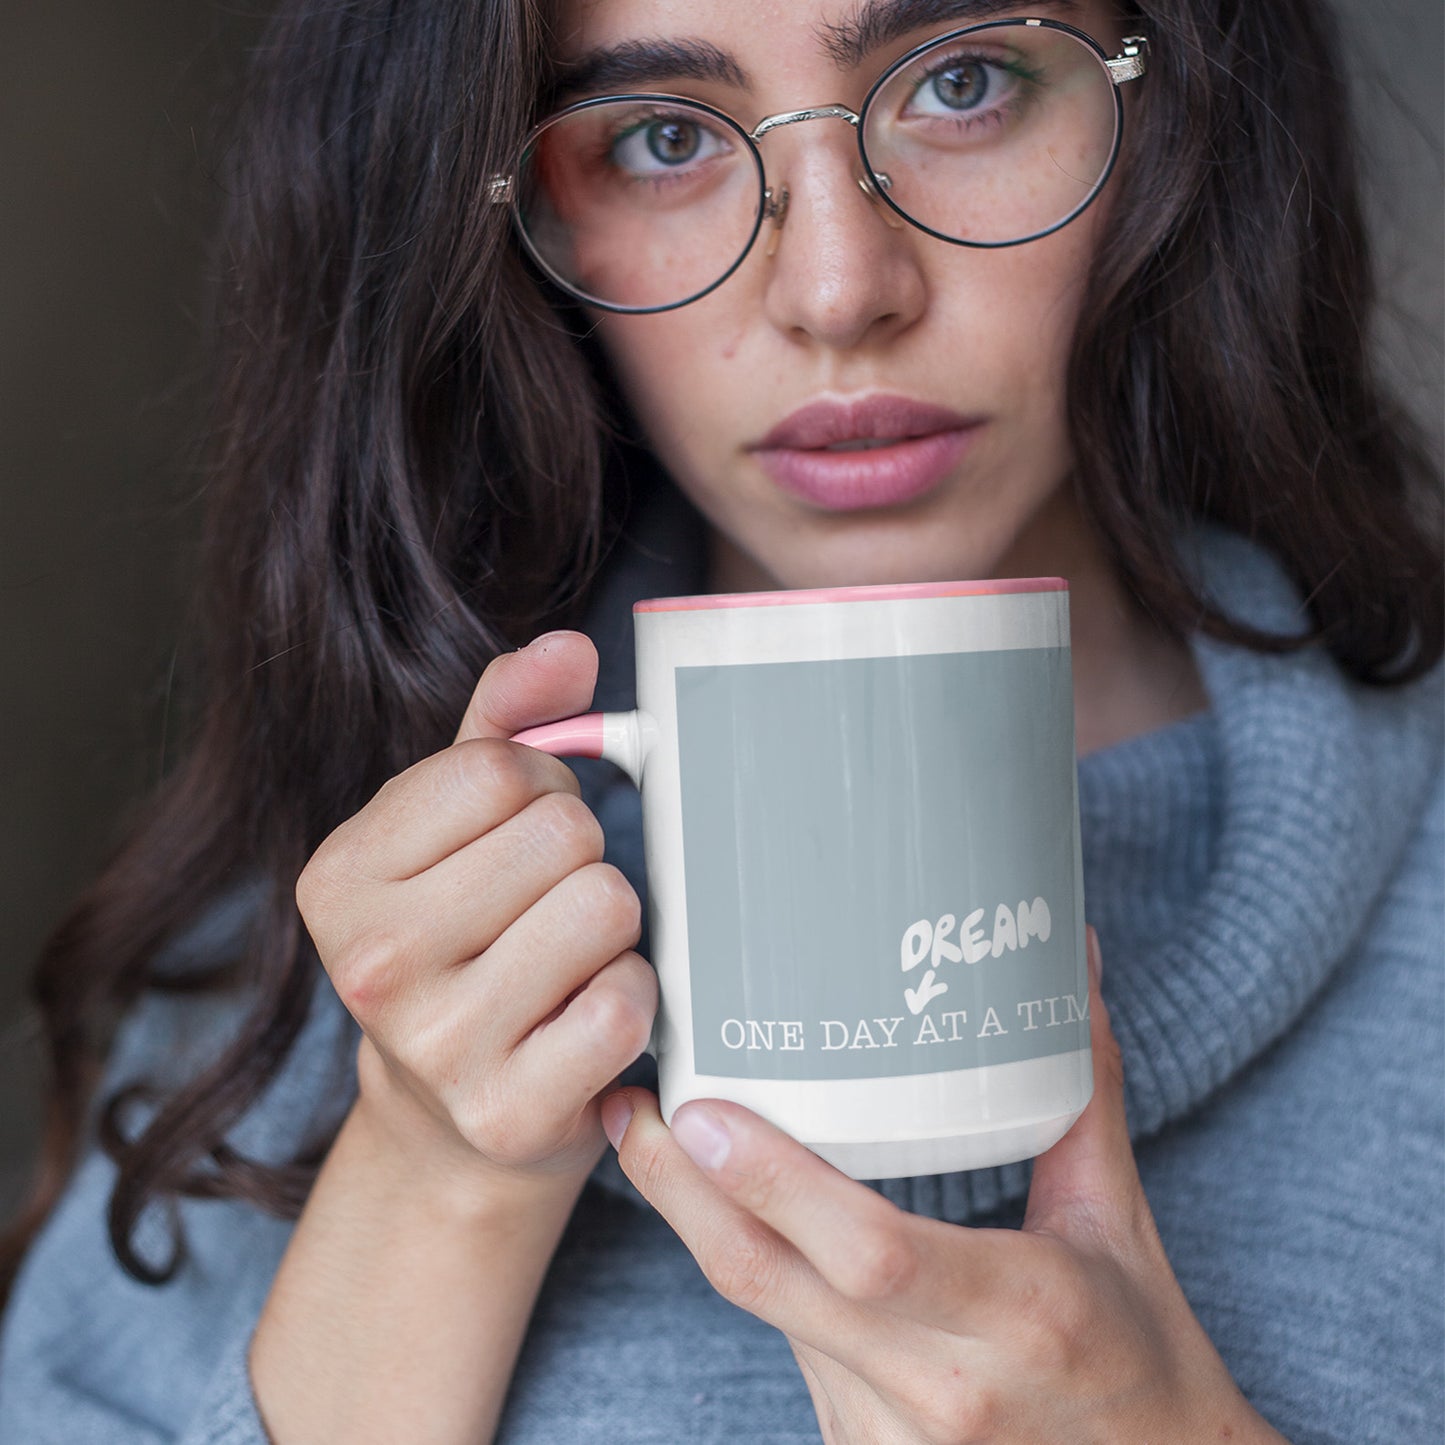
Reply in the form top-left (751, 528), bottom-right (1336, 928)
top-left (552, 39), bottom-right (749, 98)
top-left (819, 0), bottom-right (1079, 67)
top-left (552, 0), bottom-right (1076, 100)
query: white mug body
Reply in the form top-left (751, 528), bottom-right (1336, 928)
top-left (624, 581), bottom-right (1091, 1179)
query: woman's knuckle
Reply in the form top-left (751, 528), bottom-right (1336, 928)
top-left (329, 934), bottom-right (404, 1020)
top-left (296, 835), bottom-right (351, 919)
top-left (705, 1225), bottom-right (780, 1311)
top-left (447, 736), bottom-right (518, 807)
top-left (627, 963), bottom-right (661, 1034)
top-left (532, 789), bottom-right (606, 861)
top-left (892, 1371), bottom-right (992, 1445)
top-left (456, 1078), bottom-right (530, 1161)
top-left (576, 979), bottom-right (641, 1049)
top-left (727, 1150), bottom-right (793, 1217)
top-left (1014, 1262), bottom-right (1088, 1371)
top-left (1051, 1273), bottom-right (1091, 1352)
top-left (397, 1007), bottom-right (452, 1077)
top-left (578, 863), bottom-right (642, 938)
top-left (1013, 1270), bottom-right (1058, 1340)
top-left (914, 1382), bottom-right (998, 1445)
top-left (575, 981), bottom-right (618, 1035)
top-left (610, 949), bottom-right (659, 1006)
top-left (838, 1224), bottom-right (916, 1302)
top-left (293, 854), bottom-right (326, 918)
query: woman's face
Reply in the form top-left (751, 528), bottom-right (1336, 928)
top-left (557, 0), bottom-right (1128, 591)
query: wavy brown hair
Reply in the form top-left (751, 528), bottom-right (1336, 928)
top-left (2, 0), bottom-right (1440, 1298)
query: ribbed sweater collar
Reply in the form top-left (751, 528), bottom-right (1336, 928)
top-left (581, 483), bottom-right (1444, 1221)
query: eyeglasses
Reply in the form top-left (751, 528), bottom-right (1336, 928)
top-left (488, 19), bottom-right (1148, 314)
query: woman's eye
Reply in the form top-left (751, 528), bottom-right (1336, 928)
top-left (906, 55), bottom-right (1021, 120)
top-left (611, 116), bottom-right (726, 176)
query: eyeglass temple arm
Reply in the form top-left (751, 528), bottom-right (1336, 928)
top-left (1105, 36), bottom-right (1149, 85)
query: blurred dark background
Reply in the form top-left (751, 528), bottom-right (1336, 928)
top-left (1, 3), bottom-right (1441, 1214)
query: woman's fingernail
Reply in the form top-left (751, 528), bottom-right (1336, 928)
top-left (1087, 927), bottom-right (1103, 987)
top-left (670, 1105), bottom-right (732, 1171)
top-left (527, 629), bottom-right (573, 653)
top-left (601, 1093), bottom-right (633, 1149)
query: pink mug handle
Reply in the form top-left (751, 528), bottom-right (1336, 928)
top-left (510, 708), bottom-right (658, 1059)
top-left (509, 710), bottom-right (649, 786)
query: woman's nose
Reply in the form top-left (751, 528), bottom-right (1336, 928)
top-left (758, 141), bottom-right (927, 351)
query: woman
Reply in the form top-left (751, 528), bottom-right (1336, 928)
top-left (0, 0), bottom-right (1440, 1440)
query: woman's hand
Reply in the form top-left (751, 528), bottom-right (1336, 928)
top-left (601, 927), bottom-right (1288, 1444)
top-left (296, 631), bottom-right (657, 1204)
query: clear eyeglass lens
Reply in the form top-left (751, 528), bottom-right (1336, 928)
top-left (516, 98), bottom-right (762, 311)
top-left (861, 23), bottom-right (1120, 245)
top-left (514, 25), bottom-right (1121, 311)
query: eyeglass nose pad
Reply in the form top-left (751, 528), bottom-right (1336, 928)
top-left (857, 171), bottom-right (906, 229)
top-left (763, 186), bottom-right (791, 257)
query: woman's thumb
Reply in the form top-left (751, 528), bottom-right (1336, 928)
top-left (452, 630), bottom-right (599, 745)
top-left (1022, 925), bottom-right (1144, 1239)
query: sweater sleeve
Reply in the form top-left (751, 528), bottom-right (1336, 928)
top-left (0, 1143), bottom-right (289, 1445)
top-left (0, 894), bottom-right (360, 1445)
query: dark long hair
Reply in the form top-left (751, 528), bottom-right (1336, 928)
top-left (2, 0), bottom-right (1440, 1298)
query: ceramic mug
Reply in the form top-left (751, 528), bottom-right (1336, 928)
top-left (511, 577), bottom-right (1092, 1179)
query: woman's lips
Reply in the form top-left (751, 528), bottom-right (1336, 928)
top-left (749, 394), bottom-right (983, 512)
top-left (752, 429), bottom-right (978, 511)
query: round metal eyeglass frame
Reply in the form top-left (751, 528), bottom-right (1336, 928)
top-left (487, 19), bottom-right (1149, 314)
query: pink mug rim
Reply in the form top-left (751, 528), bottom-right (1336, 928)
top-left (633, 576), bottom-right (1067, 614)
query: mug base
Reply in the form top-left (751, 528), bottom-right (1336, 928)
top-left (804, 1106), bottom-right (1085, 1181)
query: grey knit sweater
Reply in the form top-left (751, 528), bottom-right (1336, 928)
top-left (1, 488), bottom-right (1441, 1443)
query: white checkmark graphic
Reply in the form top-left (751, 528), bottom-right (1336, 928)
top-left (904, 968), bottom-right (949, 1015)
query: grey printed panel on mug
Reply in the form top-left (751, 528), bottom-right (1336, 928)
top-left (675, 648), bottom-right (1083, 1081)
